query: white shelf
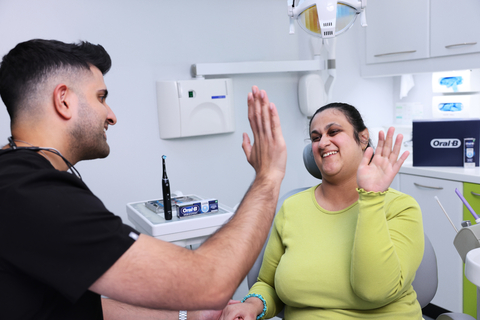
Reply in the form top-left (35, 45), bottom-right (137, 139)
top-left (192, 58), bottom-right (327, 77)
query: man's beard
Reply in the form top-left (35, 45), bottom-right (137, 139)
top-left (68, 100), bottom-right (110, 162)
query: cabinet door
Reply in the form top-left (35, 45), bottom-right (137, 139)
top-left (462, 182), bottom-right (480, 317)
top-left (430, 0), bottom-right (480, 58)
top-left (400, 174), bottom-right (463, 313)
top-left (366, 0), bottom-right (429, 64)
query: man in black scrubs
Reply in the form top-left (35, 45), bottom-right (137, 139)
top-left (0, 39), bottom-right (287, 320)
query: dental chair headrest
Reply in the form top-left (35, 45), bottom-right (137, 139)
top-left (303, 143), bottom-right (322, 180)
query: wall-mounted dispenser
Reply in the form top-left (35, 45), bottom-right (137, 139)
top-left (432, 94), bottom-right (480, 119)
top-left (432, 70), bottom-right (480, 93)
top-left (156, 79), bottom-right (235, 139)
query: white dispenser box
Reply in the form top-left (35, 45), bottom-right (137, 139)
top-left (432, 70), bottom-right (480, 93)
top-left (156, 78), bottom-right (235, 139)
top-left (432, 94), bottom-right (480, 118)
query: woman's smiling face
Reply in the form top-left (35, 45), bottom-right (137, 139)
top-left (309, 108), bottom-right (366, 181)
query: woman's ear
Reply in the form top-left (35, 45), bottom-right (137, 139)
top-left (360, 129), bottom-right (370, 150)
top-left (53, 84), bottom-right (73, 120)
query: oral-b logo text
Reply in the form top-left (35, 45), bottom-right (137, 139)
top-left (181, 205), bottom-right (199, 214)
top-left (430, 138), bottom-right (461, 148)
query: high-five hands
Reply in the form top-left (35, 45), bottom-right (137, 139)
top-left (219, 297), bottom-right (263, 320)
top-left (242, 86), bottom-right (287, 182)
top-left (357, 127), bottom-right (409, 192)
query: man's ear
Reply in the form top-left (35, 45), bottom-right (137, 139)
top-left (53, 84), bottom-right (74, 120)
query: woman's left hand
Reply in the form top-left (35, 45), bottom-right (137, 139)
top-left (189, 300), bottom-right (241, 320)
top-left (357, 127), bottom-right (409, 192)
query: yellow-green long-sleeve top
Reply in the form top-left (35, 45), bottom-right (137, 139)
top-left (249, 186), bottom-right (424, 319)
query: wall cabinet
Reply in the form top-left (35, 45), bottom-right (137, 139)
top-left (361, 0), bottom-right (480, 77)
top-left (366, 0), bottom-right (429, 64)
top-left (430, 0), bottom-right (480, 58)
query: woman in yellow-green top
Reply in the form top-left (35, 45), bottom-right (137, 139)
top-left (219, 102), bottom-right (424, 320)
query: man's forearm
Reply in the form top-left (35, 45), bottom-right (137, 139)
top-left (102, 298), bottom-right (179, 320)
top-left (195, 175), bottom-right (282, 295)
top-left (102, 298), bottom-right (221, 320)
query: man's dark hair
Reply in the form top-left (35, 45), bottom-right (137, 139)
top-left (0, 39), bottom-right (111, 122)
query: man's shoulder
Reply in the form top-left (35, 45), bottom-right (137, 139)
top-left (0, 149), bottom-right (52, 170)
top-left (0, 149), bottom-right (89, 201)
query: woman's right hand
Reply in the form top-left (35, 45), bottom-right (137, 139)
top-left (219, 297), bottom-right (264, 320)
top-left (357, 127), bottom-right (409, 192)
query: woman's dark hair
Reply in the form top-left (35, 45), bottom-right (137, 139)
top-left (0, 39), bottom-right (111, 122)
top-left (309, 102), bottom-right (371, 148)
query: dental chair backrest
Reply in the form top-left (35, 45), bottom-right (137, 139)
top-left (247, 143), bottom-right (439, 318)
top-left (303, 142), bottom-right (322, 180)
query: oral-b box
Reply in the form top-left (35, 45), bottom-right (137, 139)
top-left (177, 199), bottom-right (219, 218)
top-left (145, 195), bottom-right (219, 219)
top-left (413, 119), bottom-right (480, 166)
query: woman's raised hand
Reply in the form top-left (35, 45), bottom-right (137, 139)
top-left (357, 127), bottom-right (409, 192)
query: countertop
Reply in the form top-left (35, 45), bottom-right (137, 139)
top-left (400, 163), bottom-right (480, 184)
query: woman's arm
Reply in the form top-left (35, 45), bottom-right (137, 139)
top-left (350, 189), bottom-right (424, 304)
top-left (352, 127), bottom-right (423, 304)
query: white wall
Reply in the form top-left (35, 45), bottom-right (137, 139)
top-left (392, 73), bottom-right (435, 120)
top-left (0, 0), bottom-right (394, 225)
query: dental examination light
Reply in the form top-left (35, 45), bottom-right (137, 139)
top-left (191, 1), bottom-right (367, 117)
top-left (288, 0), bottom-right (367, 39)
top-left (290, 0), bottom-right (367, 117)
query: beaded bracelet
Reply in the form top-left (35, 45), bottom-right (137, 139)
top-left (242, 293), bottom-right (267, 320)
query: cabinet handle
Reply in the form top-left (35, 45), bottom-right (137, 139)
top-left (471, 191), bottom-right (480, 197)
top-left (374, 50), bottom-right (417, 57)
top-left (445, 42), bottom-right (477, 49)
top-left (413, 182), bottom-right (443, 190)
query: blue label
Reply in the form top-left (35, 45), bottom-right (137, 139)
top-left (465, 138), bottom-right (475, 162)
top-left (209, 201), bottom-right (218, 211)
top-left (180, 204), bottom-right (200, 216)
top-left (212, 95), bottom-right (226, 99)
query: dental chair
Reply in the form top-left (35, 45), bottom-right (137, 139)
top-left (246, 144), bottom-right (474, 320)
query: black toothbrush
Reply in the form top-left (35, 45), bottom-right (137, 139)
top-left (162, 155), bottom-right (172, 220)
